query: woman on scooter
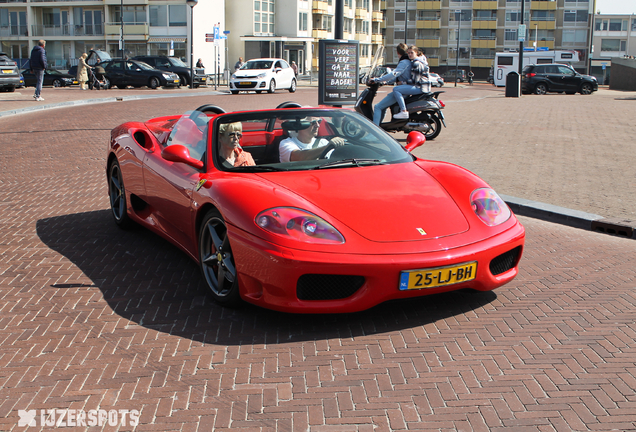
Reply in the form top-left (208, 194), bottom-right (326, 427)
top-left (370, 43), bottom-right (412, 125)
top-left (390, 46), bottom-right (431, 120)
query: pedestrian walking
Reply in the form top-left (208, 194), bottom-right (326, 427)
top-left (291, 61), bottom-right (298, 77)
top-left (29, 40), bottom-right (47, 101)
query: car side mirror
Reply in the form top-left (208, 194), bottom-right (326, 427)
top-left (405, 131), bottom-right (426, 152)
top-left (275, 68), bottom-right (282, 73)
top-left (161, 145), bottom-right (204, 169)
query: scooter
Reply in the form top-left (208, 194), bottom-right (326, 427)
top-left (354, 80), bottom-right (446, 140)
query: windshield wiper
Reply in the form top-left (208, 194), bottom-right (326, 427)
top-left (316, 158), bottom-right (383, 169)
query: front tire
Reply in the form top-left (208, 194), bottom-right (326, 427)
top-left (108, 160), bottom-right (133, 229)
top-left (580, 83), bottom-right (593, 95)
top-left (534, 83), bottom-right (547, 95)
top-left (199, 210), bottom-right (241, 306)
top-left (231, 90), bottom-right (239, 94)
top-left (148, 77), bottom-right (160, 89)
top-left (52, 79), bottom-right (62, 87)
top-left (268, 79), bottom-right (276, 93)
top-left (288, 78), bottom-right (297, 93)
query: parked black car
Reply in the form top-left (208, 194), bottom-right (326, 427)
top-left (102, 59), bottom-right (180, 89)
top-left (132, 55), bottom-right (205, 87)
top-left (21, 62), bottom-right (78, 87)
top-left (522, 63), bottom-right (598, 95)
top-left (0, 52), bottom-right (21, 92)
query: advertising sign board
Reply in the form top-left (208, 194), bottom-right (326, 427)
top-left (318, 40), bottom-right (359, 106)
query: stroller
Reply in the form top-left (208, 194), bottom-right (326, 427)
top-left (89, 67), bottom-right (108, 90)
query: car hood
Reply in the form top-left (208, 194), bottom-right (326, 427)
top-left (256, 162), bottom-right (469, 242)
top-left (234, 69), bottom-right (269, 77)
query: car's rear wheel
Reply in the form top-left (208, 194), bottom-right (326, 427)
top-left (580, 83), bottom-right (593, 95)
top-left (423, 115), bottom-right (442, 140)
top-left (268, 79), bottom-right (276, 93)
top-left (534, 83), bottom-right (547, 95)
top-left (288, 78), bottom-right (296, 93)
top-left (108, 160), bottom-right (133, 229)
top-left (199, 209), bottom-right (241, 306)
top-left (179, 75), bottom-right (188, 87)
top-left (52, 79), bottom-right (62, 87)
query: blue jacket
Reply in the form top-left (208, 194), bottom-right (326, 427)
top-left (377, 55), bottom-right (411, 85)
top-left (30, 45), bottom-right (47, 70)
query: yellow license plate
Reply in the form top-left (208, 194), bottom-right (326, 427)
top-left (399, 262), bottom-right (477, 290)
top-left (2, 70), bottom-right (12, 74)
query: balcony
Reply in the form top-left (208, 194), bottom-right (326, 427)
top-left (312, 0), bottom-right (329, 14)
top-left (355, 32), bottom-right (370, 41)
top-left (416, 1), bottom-right (441, 10)
top-left (472, 1), bottom-right (497, 9)
top-left (416, 19), bottom-right (440, 29)
top-left (371, 34), bottom-right (383, 43)
top-left (427, 56), bottom-right (439, 67)
top-left (415, 38), bottom-right (440, 48)
top-left (0, 26), bottom-right (28, 37)
top-left (470, 37), bottom-right (496, 48)
top-left (529, 18), bottom-right (556, 30)
top-left (472, 18), bottom-right (496, 29)
top-left (355, 8), bottom-right (368, 19)
top-left (105, 22), bottom-right (149, 38)
top-left (31, 24), bottom-right (104, 37)
top-left (372, 11), bottom-right (383, 21)
top-left (470, 58), bottom-right (493, 68)
top-left (533, 39), bottom-right (554, 49)
top-left (530, 0), bottom-right (557, 10)
top-left (312, 29), bottom-right (328, 39)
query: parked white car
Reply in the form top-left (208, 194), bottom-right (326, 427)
top-left (430, 72), bottom-right (444, 87)
top-left (230, 58), bottom-right (297, 94)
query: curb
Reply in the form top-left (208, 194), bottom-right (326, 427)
top-left (502, 195), bottom-right (635, 240)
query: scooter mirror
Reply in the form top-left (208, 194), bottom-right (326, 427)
top-left (404, 131), bottom-right (426, 152)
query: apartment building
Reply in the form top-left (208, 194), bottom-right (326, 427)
top-left (0, 0), bottom-right (223, 71)
top-left (382, 0), bottom-right (593, 77)
top-left (590, 13), bottom-right (636, 82)
top-left (225, 0), bottom-right (384, 74)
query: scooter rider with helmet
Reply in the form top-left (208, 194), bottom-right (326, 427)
top-left (369, 43), bottom-right (413, 125)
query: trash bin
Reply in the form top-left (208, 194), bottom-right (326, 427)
top-left (505, 71), bottom-right (520, 98)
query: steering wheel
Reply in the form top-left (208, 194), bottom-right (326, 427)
top-left (319, 143), bottom-right (336, 159)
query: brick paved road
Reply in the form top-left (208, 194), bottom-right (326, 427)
top-left (1, 86), bottom-right (635, 431)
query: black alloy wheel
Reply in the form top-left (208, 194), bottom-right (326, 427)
top-left (199, 210), bottom-right (241, 306)
top-left (108, 160), bottom-right (133, 229)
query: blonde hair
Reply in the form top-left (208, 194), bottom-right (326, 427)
top-left (80, 53), bottom-right (88, 59)
top-left (219, 122), bottom-right (242, 135)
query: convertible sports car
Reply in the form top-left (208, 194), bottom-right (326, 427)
top-left (108, 103), bottom-right (525, 313)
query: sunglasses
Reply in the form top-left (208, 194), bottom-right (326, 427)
top-left (310, 119), bottom-right (322, 127)
top-left (226, 132), bottom-right (242, 139)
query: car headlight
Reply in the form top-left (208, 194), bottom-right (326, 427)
top-left (470, 188), bottom-right (511, 227)
top-left (231, 74), bottom-right (237, 79)
top-left (257, 72), bottom-right (267, 79)
top-left (255, 207), bottom-right (345, 244)
top-left (162, 73), bottom-right (172, 79)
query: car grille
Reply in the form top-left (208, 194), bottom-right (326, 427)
top-left (297, 274), bottom-right (365, 301)
top-left (489, 246), bottom-right (522, 276)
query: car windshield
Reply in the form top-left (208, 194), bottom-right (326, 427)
top-left (133, 61), bottom-right (154, 71)
top-left (241, 60), bottom-right (273, 70)
top-left (203, 108), bottom-right (413, 172)
top-left (169, 57), bottom-right (187, 67)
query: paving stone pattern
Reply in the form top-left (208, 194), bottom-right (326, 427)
top-left (0, 88), bottom-right (635, 431)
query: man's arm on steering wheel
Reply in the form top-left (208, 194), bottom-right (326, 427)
top-left (289, 137), bottom-right (346, 161)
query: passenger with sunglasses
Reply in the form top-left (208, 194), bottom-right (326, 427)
top-left (279, 117), bottom-right (345, 162)
top-left (218, 122), bottom-right (255, 168)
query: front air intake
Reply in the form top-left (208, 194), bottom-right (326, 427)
top-left (297, 274), bottom-right (365, 301)
top-left (489, 246), bottom-right (522, 276)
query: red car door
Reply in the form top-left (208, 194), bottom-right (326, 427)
top-left (141, 117), bottom-right (208, 254)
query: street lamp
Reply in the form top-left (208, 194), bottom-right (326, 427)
top-left (454, 10), bottom-right (460, 87)
top-left (186, 0), bottom-right (198, 89)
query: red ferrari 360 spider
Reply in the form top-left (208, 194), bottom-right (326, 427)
top-left (107, 103), bottom-right (525, 313)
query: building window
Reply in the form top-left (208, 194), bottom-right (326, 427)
top-left (449, 10), bottom-right (471, 22)
top-left (149, 6), bottom-right (167, 27)
top-left (169, 5), bottom-right (186, 26)
top-left (608, 19), bottom-right (622, 31)
top-left (255, 0), bottom-right (274, 35)
top-left (113, 6), bottom-right (145, 24)
top-left (504, 28), bottom-right (517, 41)
top-left (600, 39), bottom-right (621, 51)
top-left (417, 11), bottom-right (439, 21)
top-left (563, 10), bottom-right (587, 23)
top-left (299, 12), bottom-right (307, 31)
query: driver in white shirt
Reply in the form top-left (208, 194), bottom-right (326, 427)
top-left (279, 117), bottom-right (345, 162)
